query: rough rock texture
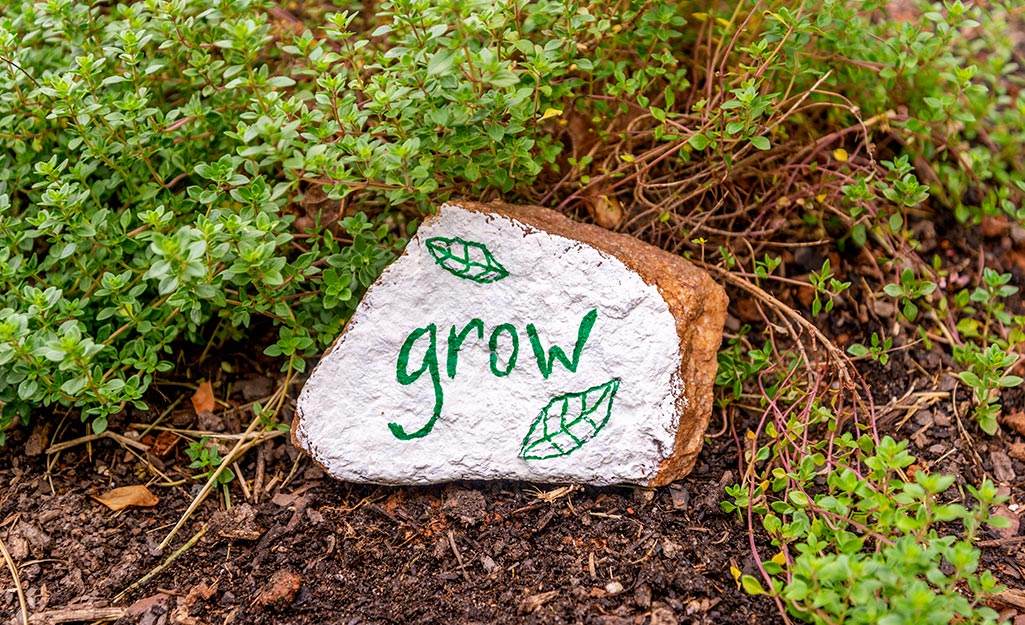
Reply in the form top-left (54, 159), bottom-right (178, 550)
top-left (293, 201), bottom-right (727, 486)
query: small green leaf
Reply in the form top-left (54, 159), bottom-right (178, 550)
top-left (218, 467), bottom-right (236, 484)
top-left (988, 513), bottom-right (1012, 528)
top-left (903, 301), bottom-right (919, 321)
top-left (689, 133), bottom-right (709, 150)
top-left (424, 236), bottom-right (509, 284)
top-left (788, 491), bottom-right (810, 507)
top-left (750, 136), bottom-right (771, 150)
top-left (91, 416), bottom-right (108, 435)
top-left (847, 344), bottom-right (869, 357)
top-left (427, 50), bottom-right (455, 76)
top-left (741, 574), bottom-right (767, 596)
top-left (267, 76), bottom-right (296, 88)
top-left (520, 379), bottom-right (620, 460)
top-left (487, 69), bottom-right (520, 88)
top-left (958, 371), bottom-right (982, 387)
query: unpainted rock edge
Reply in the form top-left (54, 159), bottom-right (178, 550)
top-left (448, 201), bottom-right (728, 486)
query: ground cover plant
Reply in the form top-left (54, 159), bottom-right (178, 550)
top-left (1, 0), bottom-right (1024, 623)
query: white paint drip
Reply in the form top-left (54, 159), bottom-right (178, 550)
top-left (295, 203), bottom-right (683, 485)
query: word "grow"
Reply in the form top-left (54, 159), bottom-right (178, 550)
top-left (389, 309), bottom-right (598, 440)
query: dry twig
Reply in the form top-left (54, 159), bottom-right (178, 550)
top-left (447, 530), bottom-right (471, 584)
top-left (0, 533), bottom-right (28, 625)
top-left (26, 607), bottom-right (125, 624)
top-left (158, 372), bottom-right (292, 550)
top-left (114, 523), bottom-right (207, 604)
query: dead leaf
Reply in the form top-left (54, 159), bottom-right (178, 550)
top-left (149, 430), bottom-right (179, 459)
top-left (271, 491), bottom-right (300, 508)
top-left (991, 450), bottom-right (1016, 483)
top-left (566, 109), bottom-right (599, 160)
top-left (92, 485), bottom-right (159, 512)
top-left (584, 193), bottom-right (624, 229)
top-left (669, 484), bottom-right (689, 510)
top-left (521, 590), bottom-right (559, 613)
top-left (1009, 442), bottom-right (1025, 462)
top-left (191, 381), bottom-right (215, 414)
top-left (126, 593), bottom-right (169, 617)
top-left (184, 580), bottom-right (219, 608)
top-left (1001, 410), bottom-right (1025, 437)
top-left (993, 588), bottom-right (1025, 610)
top-left (25, 422), bottom-right (51, 456)
top-left (255, 570), bottom-right (301, 609)
top-left (992, 505), bottom-right (1020, 540)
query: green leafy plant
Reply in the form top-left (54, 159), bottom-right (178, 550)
top-left (937, 267), bottom-right (1023, 434)
top-left (724, 398), bottom-right (1009, 625)
top-left (883, 269), bottom-right (938, 323)
top-left (185, 436), bottom-right (235, 485)
top-left (846, 332), bottom-right (893, 365)
top-left (955, 343), bottom-right (1023, 435)
top-left (754, 254), bottom-right (783, 280)
top-left (0, 0), bottom-right (603, 441)
top-left (808, 259), bottom-right (851, 317)
top-left (955, 268), bottom-right (1020, 344)
top-left (1, 1), bottom-right (1021, 620)
top-left (716, 328), bottom-right (783, 403)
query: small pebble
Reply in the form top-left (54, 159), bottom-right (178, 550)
top-left (872, 299), bottom-right (896, 317)
top-left (605, 581), bottom-right (624, 595)
top-left (662, 540), bottom-right (681, 559)
top-left (481, 555), bottom-right (498, 573)
top-left (914, 410), bottom-right (933, 427)
top-left (1011, 224), bottom-right (1025, 245)
top-left (634, 583), bottom-right (652, 608)
top-left (669, 484), bottom-right (690, 511)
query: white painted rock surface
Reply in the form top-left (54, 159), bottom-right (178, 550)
top-left (293, 202), bottom-right (727, 486)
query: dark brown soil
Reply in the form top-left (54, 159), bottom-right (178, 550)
top-left (2, 226), bottom-right (1025, 625)
top-left (2, 403), bottom-right (775, 625)
top-left (5, 354), bottom-right (1023, 625)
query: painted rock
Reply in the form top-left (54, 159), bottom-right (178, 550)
top-left (293, 202), bottom-right (728, 486)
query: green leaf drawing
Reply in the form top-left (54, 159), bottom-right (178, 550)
top-left (520, 379), bottom-right (620, 460)
top-left (424, 236), bottom-right (509, 284)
